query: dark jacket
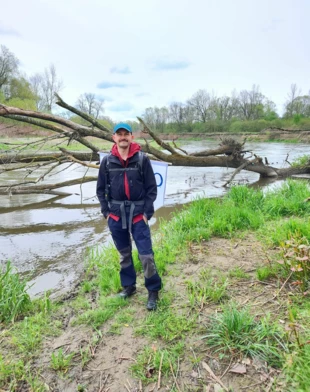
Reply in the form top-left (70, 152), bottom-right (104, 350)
top-left (96, 143), bottom-right (157, 220)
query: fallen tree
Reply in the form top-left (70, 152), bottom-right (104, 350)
top-left (0, 95), bottom-right (310, 195)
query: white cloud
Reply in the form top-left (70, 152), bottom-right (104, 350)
top-left (110, 66), bottom-right (131, 74)
top-left (0, 24), bottom-right (21, 37)
top-left (1, 0), bottom-right (310, 121)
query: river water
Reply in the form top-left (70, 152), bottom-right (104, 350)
top-left (1, 141), bottom-right (309, 296)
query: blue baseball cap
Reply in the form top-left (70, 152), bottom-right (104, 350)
top-left (113, 122), bottom-right (132, 134)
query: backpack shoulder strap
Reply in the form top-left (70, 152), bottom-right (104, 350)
top-left (138, 151), bottom-right (145, 180)
top-left (104, 153), bottom-right (111, 172)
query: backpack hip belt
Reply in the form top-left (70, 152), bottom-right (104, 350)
top-left (109, 199), bottom-right (144, 232)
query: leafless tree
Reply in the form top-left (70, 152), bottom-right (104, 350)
top-left (284, 84), bottom-right (310, 118)
top-left (187, 89), bottom-right (216, 122)
top-left (29, 64), bottom-right (63, 112)
top-left (284, 83), bottom-right (302, 117)
top-left (142, 106), bottom-right (169, 133)
top-left (169, 102), bottom-right (195, 131)
top-left (213, 96), bottom-right (239, 122)
top-left (237, 85), bottom-right (266, 120)
top-left (76, 93), bottom-right (104, 119)
top-left (28, 73), bottom-right (44, 110)
top-left (0, 45), bottom-right (20, 91)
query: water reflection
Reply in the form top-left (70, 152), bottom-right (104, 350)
top-left (1, 141), bottom-right (309, 296)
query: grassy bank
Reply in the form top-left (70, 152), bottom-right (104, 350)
top-left (1, 180), bottom-right (310, 391)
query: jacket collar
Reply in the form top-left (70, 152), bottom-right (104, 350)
top-left (111, 142), bottom-right (141, 162)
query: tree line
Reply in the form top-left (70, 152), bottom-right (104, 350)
top-left (1, 45), bottom-right (310, 135)
top-left (142, 84), bottom-right (310, 134)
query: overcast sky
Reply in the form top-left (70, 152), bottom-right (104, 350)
top-left (1, 0), bottom-right (309, 120)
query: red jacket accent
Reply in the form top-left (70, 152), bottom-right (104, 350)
top-left (109, 213), bottom-right (143, 223)
top-left (111, 143), bottom-right (141, 200)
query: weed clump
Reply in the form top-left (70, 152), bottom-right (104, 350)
top-left (0, 262), bottom-right (32, 323)
top-left (202, 303), bottom-right (287, 368)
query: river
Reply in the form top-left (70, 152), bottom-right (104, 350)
top-left (1, 141), bottom-right (309, 296)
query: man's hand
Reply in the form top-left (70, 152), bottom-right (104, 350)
top-left (143, 214), bottom-right (148, 224)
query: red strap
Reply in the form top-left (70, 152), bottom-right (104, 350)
top-left (109, 213), bottom-right (143, 224)
top-left (133, 214), bottom-right (144, 224)
top-left (109, 213), bottom-right (120, 221)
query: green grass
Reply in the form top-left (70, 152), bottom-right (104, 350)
top-left (228, 266), bottom-right (249, 279)
top-left (130, 342), bottom-right (184, 382)
top-left (291, 155), bottom-right (310, 167)
top-left (0, 355), bottom-right (47, 392)
top-left (258, 218), bottom-right (310, 246)
top-left (2, 179), bottom-right (310, 390)
top-left (134, 293), bottom-right (196, 342)
top-left (10, 312), bottom-right (61, 357)
top-left (263, 180), bottom-right (310, 218)
top-left (50, 348), bottom-right (74, 372)
top-left (75, 296), bottom-right (128, 328)
top-left (284, 345), bottom-right (310, 391)
top-left (256, 265), bottom-right (280, 281)
top-left (0, 142), bottom-right (10, 151)
top-left (186, 268), bottom-right (229, 307)
top-left (0, 261), bottom-right (32, 323)
top-left (202, 303), bottom-right (287, 367)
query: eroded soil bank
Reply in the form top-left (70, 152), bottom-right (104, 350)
top-left (21, 234), bottom-right (286, 392)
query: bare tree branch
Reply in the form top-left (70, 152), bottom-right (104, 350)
top-left (137, 116), bottom-right (179, 155)
top-left (0, 176), bottom-right (97, 195)
top-left (0, 95), bottom-right (309, 199)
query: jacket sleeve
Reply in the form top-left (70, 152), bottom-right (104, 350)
top-left (143, 155), bottom-right (157, 220)
top-left (96, 157), bottom-right (110, 218)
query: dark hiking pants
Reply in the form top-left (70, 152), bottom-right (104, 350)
top-left (108, 217), bottom-right (162, 292)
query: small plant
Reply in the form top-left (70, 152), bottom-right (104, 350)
top-left (75, 296), bottom-right (127, 328)
top-left (130, 343), bottom-right (184, 383)
top-left (33, 291), bottom-right (52, 314)
top-left (50, 348), bottom-right (74, 372)
top-left (0, 261), bottom-right (32, 323)
top-left (278, 233), bottom-right (310, 293)
top-left (229, 266), bottom-right (249, 279)
top-left (291, 155), bottom-right (310, 168)
top-left (10, 311), bottom-right (61, 357)
top-left (135, 299), bottom-right (196, 342)
top-left (80, 346), bottom-right (92, 368)
top-left (0, 355), bottom-right (24, 389)
top-left (256, 265), bottom-right (278, 281)
top-left (186, 268), bottom-right (228, 307)
top-left (202, 302), bottom-right (287, 367)
top-left (284, 344), bottom-right (310, 391)
top-left (81, 281), bottom-right (92, 293)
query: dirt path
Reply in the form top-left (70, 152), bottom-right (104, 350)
top-left (34, 234), bottom-right (284, 392)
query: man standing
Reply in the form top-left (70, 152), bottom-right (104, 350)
top-left (97, 122), bottom-right (162, 310)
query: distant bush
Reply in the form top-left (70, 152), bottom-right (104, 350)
top-left (228, 120), bottom-right (269, 133)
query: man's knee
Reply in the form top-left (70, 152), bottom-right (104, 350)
top-left (119, 246), bottom-right (133, 269)
top-left (139, 254), bottom-right (157, 278)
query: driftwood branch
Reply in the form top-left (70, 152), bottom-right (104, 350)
top-left (55, 93), bottom-right (113, 140)
top-left (0, 176), bottom-right (97, 195)
top-left (137, 116), bottom-right (179, 155)
top-left (0, 96), bottom-right (309, 198)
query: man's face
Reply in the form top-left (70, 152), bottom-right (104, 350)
top-left (112, 129), bottom-right (133, 149)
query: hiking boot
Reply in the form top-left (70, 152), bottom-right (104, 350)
top-left (146, 290), bottom-right (159, 311)
top-left (119, 285), bottom-right (136, 299)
